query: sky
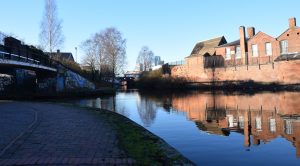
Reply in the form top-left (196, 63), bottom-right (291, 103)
top-left (1, 0), bottom-right (300, 71)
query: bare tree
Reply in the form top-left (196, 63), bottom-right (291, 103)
top-left (137, 46), bottom-right (154, 71)
top-left (98, 27), bottom-right (127, 84)
top-left (81, 27), bottom-right (126, 84)
top-left (82, 39), bottom-right (97, 71)
top-left (39, 0), bottom-right (64, 53)
top-left (81, 37), bottom-right (99, 80)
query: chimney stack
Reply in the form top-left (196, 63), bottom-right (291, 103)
top-left (239, 26), bottom-right (248, 65)
top-left (247, 27), bottom-right (255, 38)
top-left (289, 17), bottom-right (296, 28)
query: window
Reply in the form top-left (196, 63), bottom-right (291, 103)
top-left (284, 120), bottom-right (293, 135)
top-left (280, 40), bottom-right (288, 54)
top-left (225, 48), bottom-right (231, 60)
top-left (238, 116), bottom-right (244, 129)
top-left (236, 46), bottom-right (241, 59)
top-left (265, 42), bottom-right (272, 56)
top-left (255, 117), bottom-right (262, 131)
top-left (269, 118), bottom-right (276, 132)
top-left (227, 115), bottom-right (234, 127)
top-left (252, 44), bottom-right (258, 57)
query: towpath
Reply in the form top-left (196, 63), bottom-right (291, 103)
top-left (0, 101), bottom-right (135, 165)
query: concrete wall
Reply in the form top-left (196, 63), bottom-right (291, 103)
top-left (0, 74), bottom-right (14, 92)
top-left (56, 68), bottom-right (95, 92)
top-left (172, 60), bottom-right (300, 84)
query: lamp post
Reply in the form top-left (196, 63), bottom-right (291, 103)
top-left (75, 47), bottom-right (77, 63)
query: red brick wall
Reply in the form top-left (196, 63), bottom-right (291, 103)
top-left (277, 28), bottom-right (300, 53)
top-left (172, 60), bottom-right (300, 84)
top-left (247, 32), bottom-right (279, 64)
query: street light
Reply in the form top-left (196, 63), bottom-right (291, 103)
top-left (75, 47), bottom-right (77, 63)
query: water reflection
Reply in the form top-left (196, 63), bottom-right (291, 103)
top-left (73, 91), bottom-right (300, 164)
top-left (136, 96), bottom-right (157, 127)
top-left (170, 92), bottom-right (300, 158)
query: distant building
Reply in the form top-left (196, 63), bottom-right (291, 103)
top-left (124, 70), bottom-right (142, 79)
top-left (48, 49), bottom-right (75, 62)
top-left (151, 56), bottom-right (164, 70)
top-left (154, 56), bottom-right (164, 66)
top-left (135, 63), bottom-right (143, 72)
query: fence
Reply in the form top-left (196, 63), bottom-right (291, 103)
top-left (208, 47), bottom-right (300, 69)
top-left (168, 60), bottom-right (185, 66)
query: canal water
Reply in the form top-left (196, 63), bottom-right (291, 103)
top-left (71, 90), bottom-right (300, 166)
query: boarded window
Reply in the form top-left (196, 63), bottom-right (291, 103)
top-left (236, 46), bottom-right (241, 59)
top-left (225, 48), bottom-right (231, 60)
top-left (280, 40), bottom-right (288, 54)
top-left (265, 42), bottom-right (272, 56)
top-left (252, 44), bottom-right (258, 57)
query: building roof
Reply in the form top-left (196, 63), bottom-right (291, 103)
top-left (217, 37), bottom-right (250, 48)
top-left (188, 36), bottom-right (227, 57)
top-left (48, 51), bottom-right (75, 62)
top-left (217, 39), bottom-right (240, 47)
top-left (248, 31), bottom-right (275, 42)
top-left (274, 53), bottom-right (300, 61)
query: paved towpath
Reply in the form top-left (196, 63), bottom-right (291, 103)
top-left (0, 101), bottom-right (135, 165)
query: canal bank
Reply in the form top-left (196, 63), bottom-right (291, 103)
top-left (0, 88), bottom-right (116, 100)
top-left (0, 101), bottom-right (194, 165)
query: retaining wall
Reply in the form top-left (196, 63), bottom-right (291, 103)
top-left (172, 60), bottom-right (300, 84)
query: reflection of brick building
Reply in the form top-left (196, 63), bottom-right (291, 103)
top-left (172, 18), bottom-right (300, 84)
top-left (171, 92), bottom-right (300, 157)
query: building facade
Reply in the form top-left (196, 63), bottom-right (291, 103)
top-left (172, 17), bottom-right (300, 84)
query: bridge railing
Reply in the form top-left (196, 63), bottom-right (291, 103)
top-left (0, 33), bottom-right (58, 69)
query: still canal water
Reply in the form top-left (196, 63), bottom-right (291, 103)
top-left (71, 90), bottom-right (300, 165)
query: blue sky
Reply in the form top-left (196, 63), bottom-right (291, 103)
top-left (0, 0), bottom-right (300, 70)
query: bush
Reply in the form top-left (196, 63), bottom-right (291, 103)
top-left (136, 69), bottom-right (188, 90)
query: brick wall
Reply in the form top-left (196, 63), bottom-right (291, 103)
top-left (247, 32), bottom-right (279, 65)
top-left (172, 60), bottom-right (300, 84)
top-left (277, 25), bottom-right (300, 53)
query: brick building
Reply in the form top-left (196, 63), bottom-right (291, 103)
top-left (216, 17), bottom-right (300, 66)
top-left (172, 17), bottom-right (300, 84)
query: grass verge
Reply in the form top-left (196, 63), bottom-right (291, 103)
top-left (85, 107), bottom-right (194, 166)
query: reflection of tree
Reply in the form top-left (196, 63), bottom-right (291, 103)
top-left (117, 105), bottom-right (129, 117)
top-left (137, 97), bottom-right (157, 127)
top-left (139, 91), bottom-right (174, 113)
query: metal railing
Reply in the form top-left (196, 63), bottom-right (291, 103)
top-left (222, 47), bottom-right (291, 67)
top-left (0, 34), bottom-right (57, 70)
top-left (168, 60), bottom-right (185, 66)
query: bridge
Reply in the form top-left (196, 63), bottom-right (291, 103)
top-left (0, 33), bottom-right (57, 73)
top-left (0, 50), bottom-right (57, 72)
top-left (0, 33), bottom-right (95, 95)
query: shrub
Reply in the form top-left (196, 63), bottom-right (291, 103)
top-left (136, 69), bottom-right (187, 90)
